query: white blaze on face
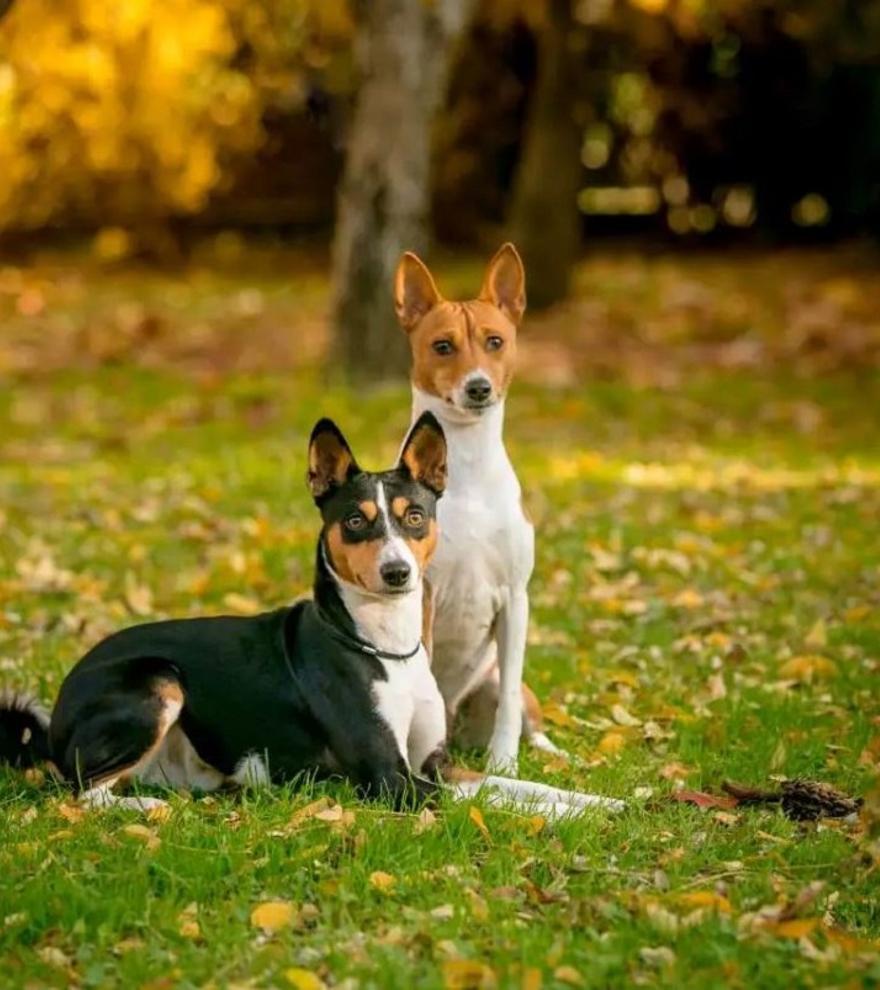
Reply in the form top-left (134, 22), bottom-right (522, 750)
top-left (375, 481), bottom-right (418, 591)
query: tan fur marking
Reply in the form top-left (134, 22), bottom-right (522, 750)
top-left (441, 766), bottom-right (485, 784)
top-left (406, 518), bottom-right (438, 573)
top-left (391, 496), bottom-right (409, 517)
top-left (92, 681), bottom-right (182, 789)
top-left (421, 577), bottom-right (435, 657)
top-left (522, 683), bottom-right (544, 732)
top-left (359, 500), bottom-right (378, 522)
top-left (325, 522), bottom-right (383, 591)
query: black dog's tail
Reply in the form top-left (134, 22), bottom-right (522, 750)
top-left (0, 690), bottom-right (51, 768)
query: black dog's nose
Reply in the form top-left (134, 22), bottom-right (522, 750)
top-left (465, 378), bottom-right (492, 403)
top-left (380, 561), bottom-right (411, 588)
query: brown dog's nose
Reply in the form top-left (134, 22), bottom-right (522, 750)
top-left (465, 378), bottom-right (492, 404)
top-left (380, 561), bottom-right (411, 588)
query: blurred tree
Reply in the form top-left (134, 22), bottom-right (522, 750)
top-left (331, 0), bottom-right (476, 382)
top-left (0, 0), bottom-right (351, 249)
top-left (507, 0), bottom-right (585, 309)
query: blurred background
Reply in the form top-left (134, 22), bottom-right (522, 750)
top-left (0, 0), bottom-right (878, 385)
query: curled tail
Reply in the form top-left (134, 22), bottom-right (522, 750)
top-left (0, 690), bottom-right (51, 768)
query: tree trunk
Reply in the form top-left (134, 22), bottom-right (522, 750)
top-left (508, 0), bottom-right (583, 309)
top-left (332, 0), bottom-right (474, 383)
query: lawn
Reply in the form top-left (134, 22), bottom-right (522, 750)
top-left (0, 244), bottom-right (878, 989)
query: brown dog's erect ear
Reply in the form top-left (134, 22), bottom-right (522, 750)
top-left (394, 252), bottom-right (442, 332)
top-left (307, 419), bottom-right (360, 501)
top-left (479, 242), bottom-right (526, 325)
top-left (399, 412), bottom-right (447, 496)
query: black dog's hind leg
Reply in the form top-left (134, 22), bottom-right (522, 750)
top-left (51, 671), bottom-right (184, 809)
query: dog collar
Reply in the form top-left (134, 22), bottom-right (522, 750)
top-left (311, 605), bottom-right (422, 662)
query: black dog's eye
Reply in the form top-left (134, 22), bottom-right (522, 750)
top-left (405, 507), bottom-right (425, 527)
top-left (344, 512), bottom-right (366, 531)
top-left (432, 340), bottom-right (454, 356)
top-left (485, 335), bottom-right (504, 351)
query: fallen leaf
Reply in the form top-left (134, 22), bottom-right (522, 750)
top-left (431, 904), bottom-right (455, 920)
top-left (768, 918), bottom-right (820, 939)
top-left (442, 959), bottom-right (497, 989)
top-left (285, 968), bottom-right (326, 990)
top-left (468, 806), bottom-right (490, 839)
top-left (611, 704), bottom-right (641, 727)
top-left (178, 919), bottom-right (201, 940)
top-left (659, 762), bottom-right (692, 781)
top-left (369, 871), bottom-right (396, 893)
top-left (37, 946), bottom-right (71, 968)
top-left (124, 573), bottom-right (153, 616)
top-left (553, 966), bottom-right (584, 986)
top-left (521, 966), bottom-right (542, 990)
top-left (250, 900), bottom-right (296, 932)
top-left (465, 888), bottom-right (489, 921)
top-left (542, 704), bottom-right (575, 728)
top-left (525, 815), bottom-right (546, 836)
top-left (57, 802), bottom-right (86, 824)
top-left (676, 891), bottom-right (732, 913)
top-left (804, 619), bottom-right (827, 648)
top-left (121, 823), bottom-right (160, 851)
top-left (598, 730), bottom-right (628, 756)
top-left (415, 807), bottom-right (437, 834)
top-left (223, 592), bottom-right (262, 616)
top-left (779, 655), bottom-right (838, 683)
top-left (288, 797), bottom-right (332, 828)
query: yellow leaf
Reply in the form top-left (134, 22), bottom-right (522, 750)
top-left (369, 871), bottom-right (396, 893)
top-left (542, 704), bottom-right (575, 728)
top-left (521, 967), bottom-right (542, 990)
top-left (671, 588), bottom-right (704, 609)
top-left (779, 655), bottom-right (838, 683)
top-left (250, 900), bottom-right (296, 932)
top-left (57, 802), bottom-right (86, 824)
top-left (553, 966), bottom-right (584, 986)
top-left (178, 919), bottom-right (201, 940)
top-left (526, 815), bottom-right (546, 836)
top-left (468, 806), bottom-right (490, 839)
top-left (804, 619), bottom-right (827, 648)
top-left (124, 572), bottom-right (153, 616)
top-left (598, 730), bottom-right (628, 755)
top-left (121, 823), bottom-right (160, 851)
top-left (464, 888), bottom-right (489, 921)
top-left (285, 969), bottom-right (326, 990)
top-left (147, 803), bottom-right (172, 824)
top-left (223, 592), bottom-right (262, 615)
top-left (441, 958), bottom-right (497, 989)
top-left (676, 891), bottom-right (732, 914)
top-left (768, 918), bottom-right (819, 939)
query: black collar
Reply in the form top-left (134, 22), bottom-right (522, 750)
top-left (311, 604), bottom-right (422, 662)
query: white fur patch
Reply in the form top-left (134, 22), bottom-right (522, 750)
top-left (231, 752), bottom-right (270, 788)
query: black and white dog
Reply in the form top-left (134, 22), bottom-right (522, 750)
top-left (0, 414), bottom-right (621, 816)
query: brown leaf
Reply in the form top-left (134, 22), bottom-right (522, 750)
top-left (442, 959), bottom-right (497, 989)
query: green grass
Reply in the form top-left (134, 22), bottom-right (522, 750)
top-left (1, 249), bottom-right (879, 988)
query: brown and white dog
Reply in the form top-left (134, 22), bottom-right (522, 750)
top-left (395, 244), bottom-right (560, 774)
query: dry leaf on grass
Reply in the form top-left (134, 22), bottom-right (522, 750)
top-left (441, 958), bottom-right (497, 989)
top-left (250, 900), bottom-right (296, 933)
top-left (285, 968), bottom-right (326, 990)
top-left (369, 871), bottom-right (396, 893)
top-left (668, 789), bottom-right (738, 810)
top-left (468, 806), bottom-right (490, 839)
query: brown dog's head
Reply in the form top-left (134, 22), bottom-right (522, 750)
top-left (394, 244), bottom-right (526, 420)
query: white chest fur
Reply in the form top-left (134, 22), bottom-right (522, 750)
top-left (411, 389), bottom-right (534, 708)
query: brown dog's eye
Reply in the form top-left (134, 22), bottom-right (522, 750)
top-left (485, 335), bottom-right (504, 351)
top-left (404, 507), bottom-right (425, 527)
top-left (344, 512), bottom-right (366, 531)
top-left (432, 340), bottom-right (454, 356)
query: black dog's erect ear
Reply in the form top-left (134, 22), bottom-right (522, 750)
top-left (399, 412), bottom-right (447, 496)
top-left (307, 419), bottom-right (360, 500)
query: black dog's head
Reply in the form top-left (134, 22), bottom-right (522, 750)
top-left (306, 413), bottom-right (446, 596)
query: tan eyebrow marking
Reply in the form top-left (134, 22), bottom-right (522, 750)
top-left (391, 496), bottom-right (410, 517)
top-left (358, 500), bottom-right (379, 521)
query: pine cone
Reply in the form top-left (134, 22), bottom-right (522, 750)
top-left (779, 779), bottom-right (862, 821)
